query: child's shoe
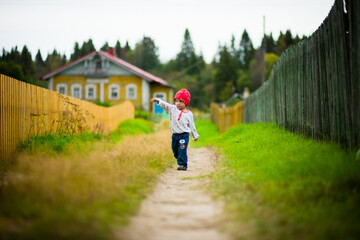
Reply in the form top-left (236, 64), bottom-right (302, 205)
top-left (177, 165), bottom-right (187, 171)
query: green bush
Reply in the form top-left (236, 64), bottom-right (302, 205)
top-left (94, 100), bottom-right (111, 107)
top-left (135, 110), bottom-right (151, 120)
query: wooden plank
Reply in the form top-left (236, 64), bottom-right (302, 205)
top-left (0, 75), bottom-right (4, 160)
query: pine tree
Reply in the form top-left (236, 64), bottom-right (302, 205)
top-left (276, 30), bottom-right (296, 56)
top-left (20, 45), bottom-right (35, 77)
top-left (129, 37), bottom-right (159, 70)
top-left (265, 33), bottom-right (276, 53)
top-left (80, 39), bottom-right (95, 56)
top-left (35, 49), bottom-right (46, 77)
top-left (0, 47), bottom-right (26, 81)
top-left (284, 30), bottom-right (294, 47)
top-left (115, 40), bottom-right (121, 57)
top-left (62, 54), bottom-right (67, 64)
top-left (0, 61), bottom-right (25, 81)
top-left (294, 34), bottom-right (302, 44)
top-left (276, 31), bottom-right (287, 56)
top-left (141, 36), bottom-right (159, 70)
top-left (100, 42), bottom-right (109, 51)
top-left (230, 34), bottom-right (240, 68)
top-left (121, 41), bottom-right (131, 61)
top-left (176, 28), bottom-right (203, 75)
top-left (8, 47), bottom-right (22, 65)
top-left (214, 45), bottom-right (238, 102)
top-left (46, 50), bottom-right (64, 72)
top-left (70, 39), bottom-right (95, 61)
top-left (70, 42), bottom-right (81, 61)
top-left (239, 29), bottom-right (254, 70)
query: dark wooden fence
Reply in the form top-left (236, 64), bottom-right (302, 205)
top-left (244, 0), bottom-right (360, 148)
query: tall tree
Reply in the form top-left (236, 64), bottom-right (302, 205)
top-left (62, 54), bottom-right (67, 64)
top-left (294, 34), bottom-right (302, 44)
top-left (141, 36), bottom-right (159, 70)
top-left (276, 31), bottom-right (286, 56)
top-left (20, 45), bottom-right (35, 77)
top-left (230, 34), bottom-right (241, 68)
top-left (115, 40), bottom-right (121, 57)
top-left (100, 41), bottom-right (109, 52)
top-left (35, 49), bottom-right (46, 77)
top-left (80, 39), bottom-right (95, 56)
top-left (0, 61), bottom-right (25, 82)
top-left (70, 39), bottom-right (95, 61)
top-left (284, 29), bottom-right (294, 47)
top-left (239, 29), bottom-right (254, 70)
top-left (276, 30), bottom-right (297, 56)
top-left (121, 41), bottom-right (131, 61)
top-left (176, 28), bottom-right (203, 75)
top-left (130, 36), bottom-right (159, 70)
top-left (70, 42), bottom-right (81, 61)
top-left (214, 45), bottom-right (238, 102)
top-left (5, 47), bottom-right (22, 65)
top-left (46, 50), bottom-right (64, 72)
top-left (264, 33), bottom-right (276, 53)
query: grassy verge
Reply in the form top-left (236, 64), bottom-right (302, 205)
top-left (190, 119), bottom-right (219, 148)
top-left (109, 119), bottom-right (154, 143)
top-left (195, 120), bottom-right (360, 240)
top-left (0, 119), bottom-right (171, 239)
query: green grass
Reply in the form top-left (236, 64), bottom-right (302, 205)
top-left (190, 119), bottom-right (219, 148)
top-left (16, 119), bottom-right (154, 154)
top-left (109, 119), bottom-right (154, 143)
top-left (195, 120), bottom-right (360, 240)
top-left (17, 132), bottom-right (103, 155)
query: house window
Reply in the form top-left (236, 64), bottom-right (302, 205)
top-left (56, 83), bottom-right (67, 95)
top-left (108, 84), bottom-right (120, 100)
top-left (95, 61), bottom-right (102, 73)
top-left (126, 84), bottom-right (137, 100)
top-left (71, 84), bottom-right (82, 99)
top-left (154, 92), bottom-right (166, 101)
top-left (93, 55), bottom-right (103, 73)
top-left (86, 84), bottom-right (97, 100)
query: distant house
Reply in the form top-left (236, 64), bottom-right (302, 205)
top-left (41, 48), bottom-right (174, 113)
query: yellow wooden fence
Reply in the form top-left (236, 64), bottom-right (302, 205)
top-left (0, 74), bottom-right (134, 161)
top-left (210, 102), bottom-right (243, 134)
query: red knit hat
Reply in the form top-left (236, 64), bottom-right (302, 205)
top-left (174, 89), bottom-right (191, 106)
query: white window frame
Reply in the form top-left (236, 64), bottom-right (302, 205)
top-left (56, 83), bottom-right (67, 95)
top-left (108, 84), bottom-right (120, 100)
top-left (126, 84), bottom-right (137, 100)
top-left (71, 84), bottom-right (82, 99)
top-left (85, 84), bottom-right (97, 100)
top-left (153, 92), bottom-right (167, 101)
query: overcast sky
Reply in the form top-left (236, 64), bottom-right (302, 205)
top-left (0, 0), bottom-right (335, 63)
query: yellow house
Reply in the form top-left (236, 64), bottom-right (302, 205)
top-left (41, 48), bottom-right (174, 113)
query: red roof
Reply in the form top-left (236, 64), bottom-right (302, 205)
top-left (41, 50), bottom-right (173, 87)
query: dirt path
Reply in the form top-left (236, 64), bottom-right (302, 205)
top-left (118, 147), bottom-right (231, 240)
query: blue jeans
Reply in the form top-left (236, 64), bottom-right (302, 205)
top-left (171, 132), bottom-right (189, 166)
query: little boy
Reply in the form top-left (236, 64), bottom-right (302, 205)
top-left (150, 89), bottom-right (199, 171)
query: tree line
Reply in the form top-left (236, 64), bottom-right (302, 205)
top-left (0, 29), bottom-right (305, 110)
